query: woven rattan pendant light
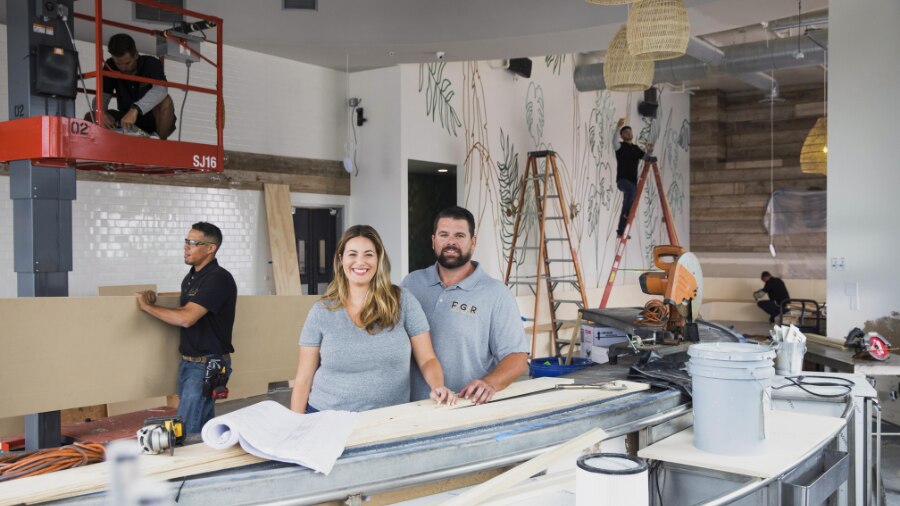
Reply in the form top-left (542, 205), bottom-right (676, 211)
top-left (604, 24), bottom-right (654, 92)
top-left (626, 0), bottom-right (690, 61)
top-left (585, 0), bottom-right (636, 5)
top-left (800, 116), bottom-right (827, 175)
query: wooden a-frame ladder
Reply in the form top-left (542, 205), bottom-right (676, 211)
top-left (504, 150), bottom-right (588, 357)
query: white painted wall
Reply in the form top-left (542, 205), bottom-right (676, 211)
top-left (0, 23), bottom-right (350, 296)
top-left (359, 59), bottom-right (691, 292)
top-left (826, 0), bottom-right (900, 336)
top-left (348, 67), bottom-right (405, 281)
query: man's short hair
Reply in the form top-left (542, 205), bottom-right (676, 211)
top-left (761, 271), bottom-right (772, 279)
top-left (192, 221), bottom-right (223, 247)
top-left (108, 34), bottom-right (137, 58)
top-left (433, 206), bottom-right (476, 237)
top-left (620, 125), bottom-right (631, 135)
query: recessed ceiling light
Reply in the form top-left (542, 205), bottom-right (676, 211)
top-left (437, 169), bottom-right (448, 173)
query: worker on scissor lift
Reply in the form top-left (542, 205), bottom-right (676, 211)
top-left (87, 33), bottom-right (176, 139)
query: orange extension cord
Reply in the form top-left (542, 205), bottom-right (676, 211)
top-left (0, 442), bottom-right (105, 482)
top-left (634, 299), bottom-right (669, 327)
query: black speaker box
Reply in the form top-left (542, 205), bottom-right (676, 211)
top-left (638, 87), bottom-right (658, 118)
top-left (35, 45), bottom-right (78, 98)
top-left (507, 58), bottom-right (532, 79)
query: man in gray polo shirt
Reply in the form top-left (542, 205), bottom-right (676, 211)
top-left (403, 206), bottom-right (529, 404)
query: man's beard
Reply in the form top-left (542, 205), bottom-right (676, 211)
top-left (437, 247), bottom-right (472, 269)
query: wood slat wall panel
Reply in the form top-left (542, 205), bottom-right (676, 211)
top-left (690, 85), bottom-right (826, 253)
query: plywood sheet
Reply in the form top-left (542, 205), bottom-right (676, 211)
top-left (0, 379), bottom-right (648, 505)
top-left (0, 295), bottom-right (316, 418)
top-left (638, 410), bottom-right (845, 478)
top-left (264, 183), bottom-right (302, 295)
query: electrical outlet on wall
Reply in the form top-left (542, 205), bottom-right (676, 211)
top-left (830, 257), bottom-right (846, 270)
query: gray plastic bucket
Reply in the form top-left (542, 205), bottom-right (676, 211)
top-left (687, 342), bottom-right (776, 456)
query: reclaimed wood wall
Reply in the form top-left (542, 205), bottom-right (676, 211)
top-left (691, 84), bottom-right (827, 253)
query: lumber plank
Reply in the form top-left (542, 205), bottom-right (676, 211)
top-left (348, 381), bottom-right (646, 447)
top-left (479, 470), bottom-right (575, 506)
top-left (354, 377), bottom-right (574, 429)
top-left (0, 380), bottom-right (645, 505)
top-left (263, 183), bottom-right (303, 295)
top-left (805, 333), bottom-right (847, 350)
top-left (438, 428), bottom-right (606, 506)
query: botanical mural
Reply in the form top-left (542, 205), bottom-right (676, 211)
top-left (411, 58), bottom-right (690, 293)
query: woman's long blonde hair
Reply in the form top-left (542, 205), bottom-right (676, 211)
top-left (322, 225), bottom-right (401, 334)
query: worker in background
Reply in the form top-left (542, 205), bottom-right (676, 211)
top-left (402, 206), bottom-right (529, 405)
top-left (89, 33), bottom-right (176, 139)
top-left (754, 271), bottom-right (791, 323)
top-left (290, 225), bottom-right (455, 414)
top-left (136, 222), bottom-right (237, 434)
top-left (613, 118), bottom-right (653, 239)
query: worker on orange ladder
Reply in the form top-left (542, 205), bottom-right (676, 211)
top-left (613, 117), bottom-right (654, 239)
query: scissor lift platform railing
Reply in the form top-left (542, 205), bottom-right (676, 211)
top-left (0, 116), bottom-right (221, 175)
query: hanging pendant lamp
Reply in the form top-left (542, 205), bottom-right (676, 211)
top-left (626, 0), bottom-right (690, 61)
top-left (585, 0), bottom-right (636, 5)
top-left (800, 117), bottom-right (827, 175)
top-left (604, 24), bottom-right (654, 92)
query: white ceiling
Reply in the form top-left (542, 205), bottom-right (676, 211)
top-left (2, 0), bottom-right (827, 86)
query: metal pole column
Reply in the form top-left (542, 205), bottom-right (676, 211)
top-left (6, 0), bottom-right (78, 450)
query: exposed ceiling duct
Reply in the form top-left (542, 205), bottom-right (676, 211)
top-left (766, 9), bottom-right (828, 33)
top-left (574, 29), bottom-right (828, 92)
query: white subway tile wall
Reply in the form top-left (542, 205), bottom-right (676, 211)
top-left (0, 177), bottom-right (274, 296)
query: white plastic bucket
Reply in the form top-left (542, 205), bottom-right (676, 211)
top-left (575, 453), bottom-right (648, 506)
top-left (687, 342), bottom-right (776, 456)
top-left (774, 340), bottom-right (807, 375)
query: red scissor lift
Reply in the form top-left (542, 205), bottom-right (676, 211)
top-left (0, 0), bottom-right (224, 175)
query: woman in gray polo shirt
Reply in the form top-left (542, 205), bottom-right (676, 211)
top-left (290, 225), bottom-right (456, 413)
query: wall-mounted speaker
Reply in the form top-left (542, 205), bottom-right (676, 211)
top-left (507, 58), bottom-right (532, 79)
top-left (638, 87), bottom-right (658, 118)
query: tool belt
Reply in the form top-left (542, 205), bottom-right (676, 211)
top-left (201, 355), bottom-right (230, 400)
top-left (182, 354), bottom-right (230, 363)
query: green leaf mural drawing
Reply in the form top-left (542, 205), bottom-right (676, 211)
top-left (497, 128), bottom-right (530, 268)
top-left (418, 62), bottom-right (463, 137)
top-left (545, 54), bottom-right (567, 76)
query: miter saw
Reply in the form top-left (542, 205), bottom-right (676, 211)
top-left (844, 328), bottom-right (892, 361)
top-left (634, 245), bottom-right (703, 343)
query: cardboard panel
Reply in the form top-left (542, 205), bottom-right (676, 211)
top-left (0, 295), bottom-right (316, 418)
top-left (97, 284), bottom-right (157, 296)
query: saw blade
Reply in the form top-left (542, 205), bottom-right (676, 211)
top-left (867, 333), bottom-right (891, 361)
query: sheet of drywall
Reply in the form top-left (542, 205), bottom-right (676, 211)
top-left (0, 295), bottom-right (316, 418)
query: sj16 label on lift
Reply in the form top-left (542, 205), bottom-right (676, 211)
top-left (192, 155), bottom-right (217, 170)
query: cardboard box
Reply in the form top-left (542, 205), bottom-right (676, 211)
top-left (580, 325), bottom-right (629, 363)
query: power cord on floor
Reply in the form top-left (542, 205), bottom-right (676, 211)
top-left (0, 442), bottom-right (105, 482)
top-left (772, 375), bottom-right (854, 398)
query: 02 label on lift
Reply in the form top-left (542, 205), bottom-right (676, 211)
top-left (69, 120), bottom-right (89, 136)
top-left (192, 155), bottom-right (218, 170)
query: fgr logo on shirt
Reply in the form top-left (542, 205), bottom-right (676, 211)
top-left (450, 300), bottom-right (477, 315)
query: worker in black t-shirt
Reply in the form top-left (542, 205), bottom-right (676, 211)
top-left (136, 222), bottom-right (237, 433)
top-left (754, 271), bottom-right (791, 323)
top-left (613, 118), bottom-right (653, 238)
top-left (90, 33), bottom-right (176, 139)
